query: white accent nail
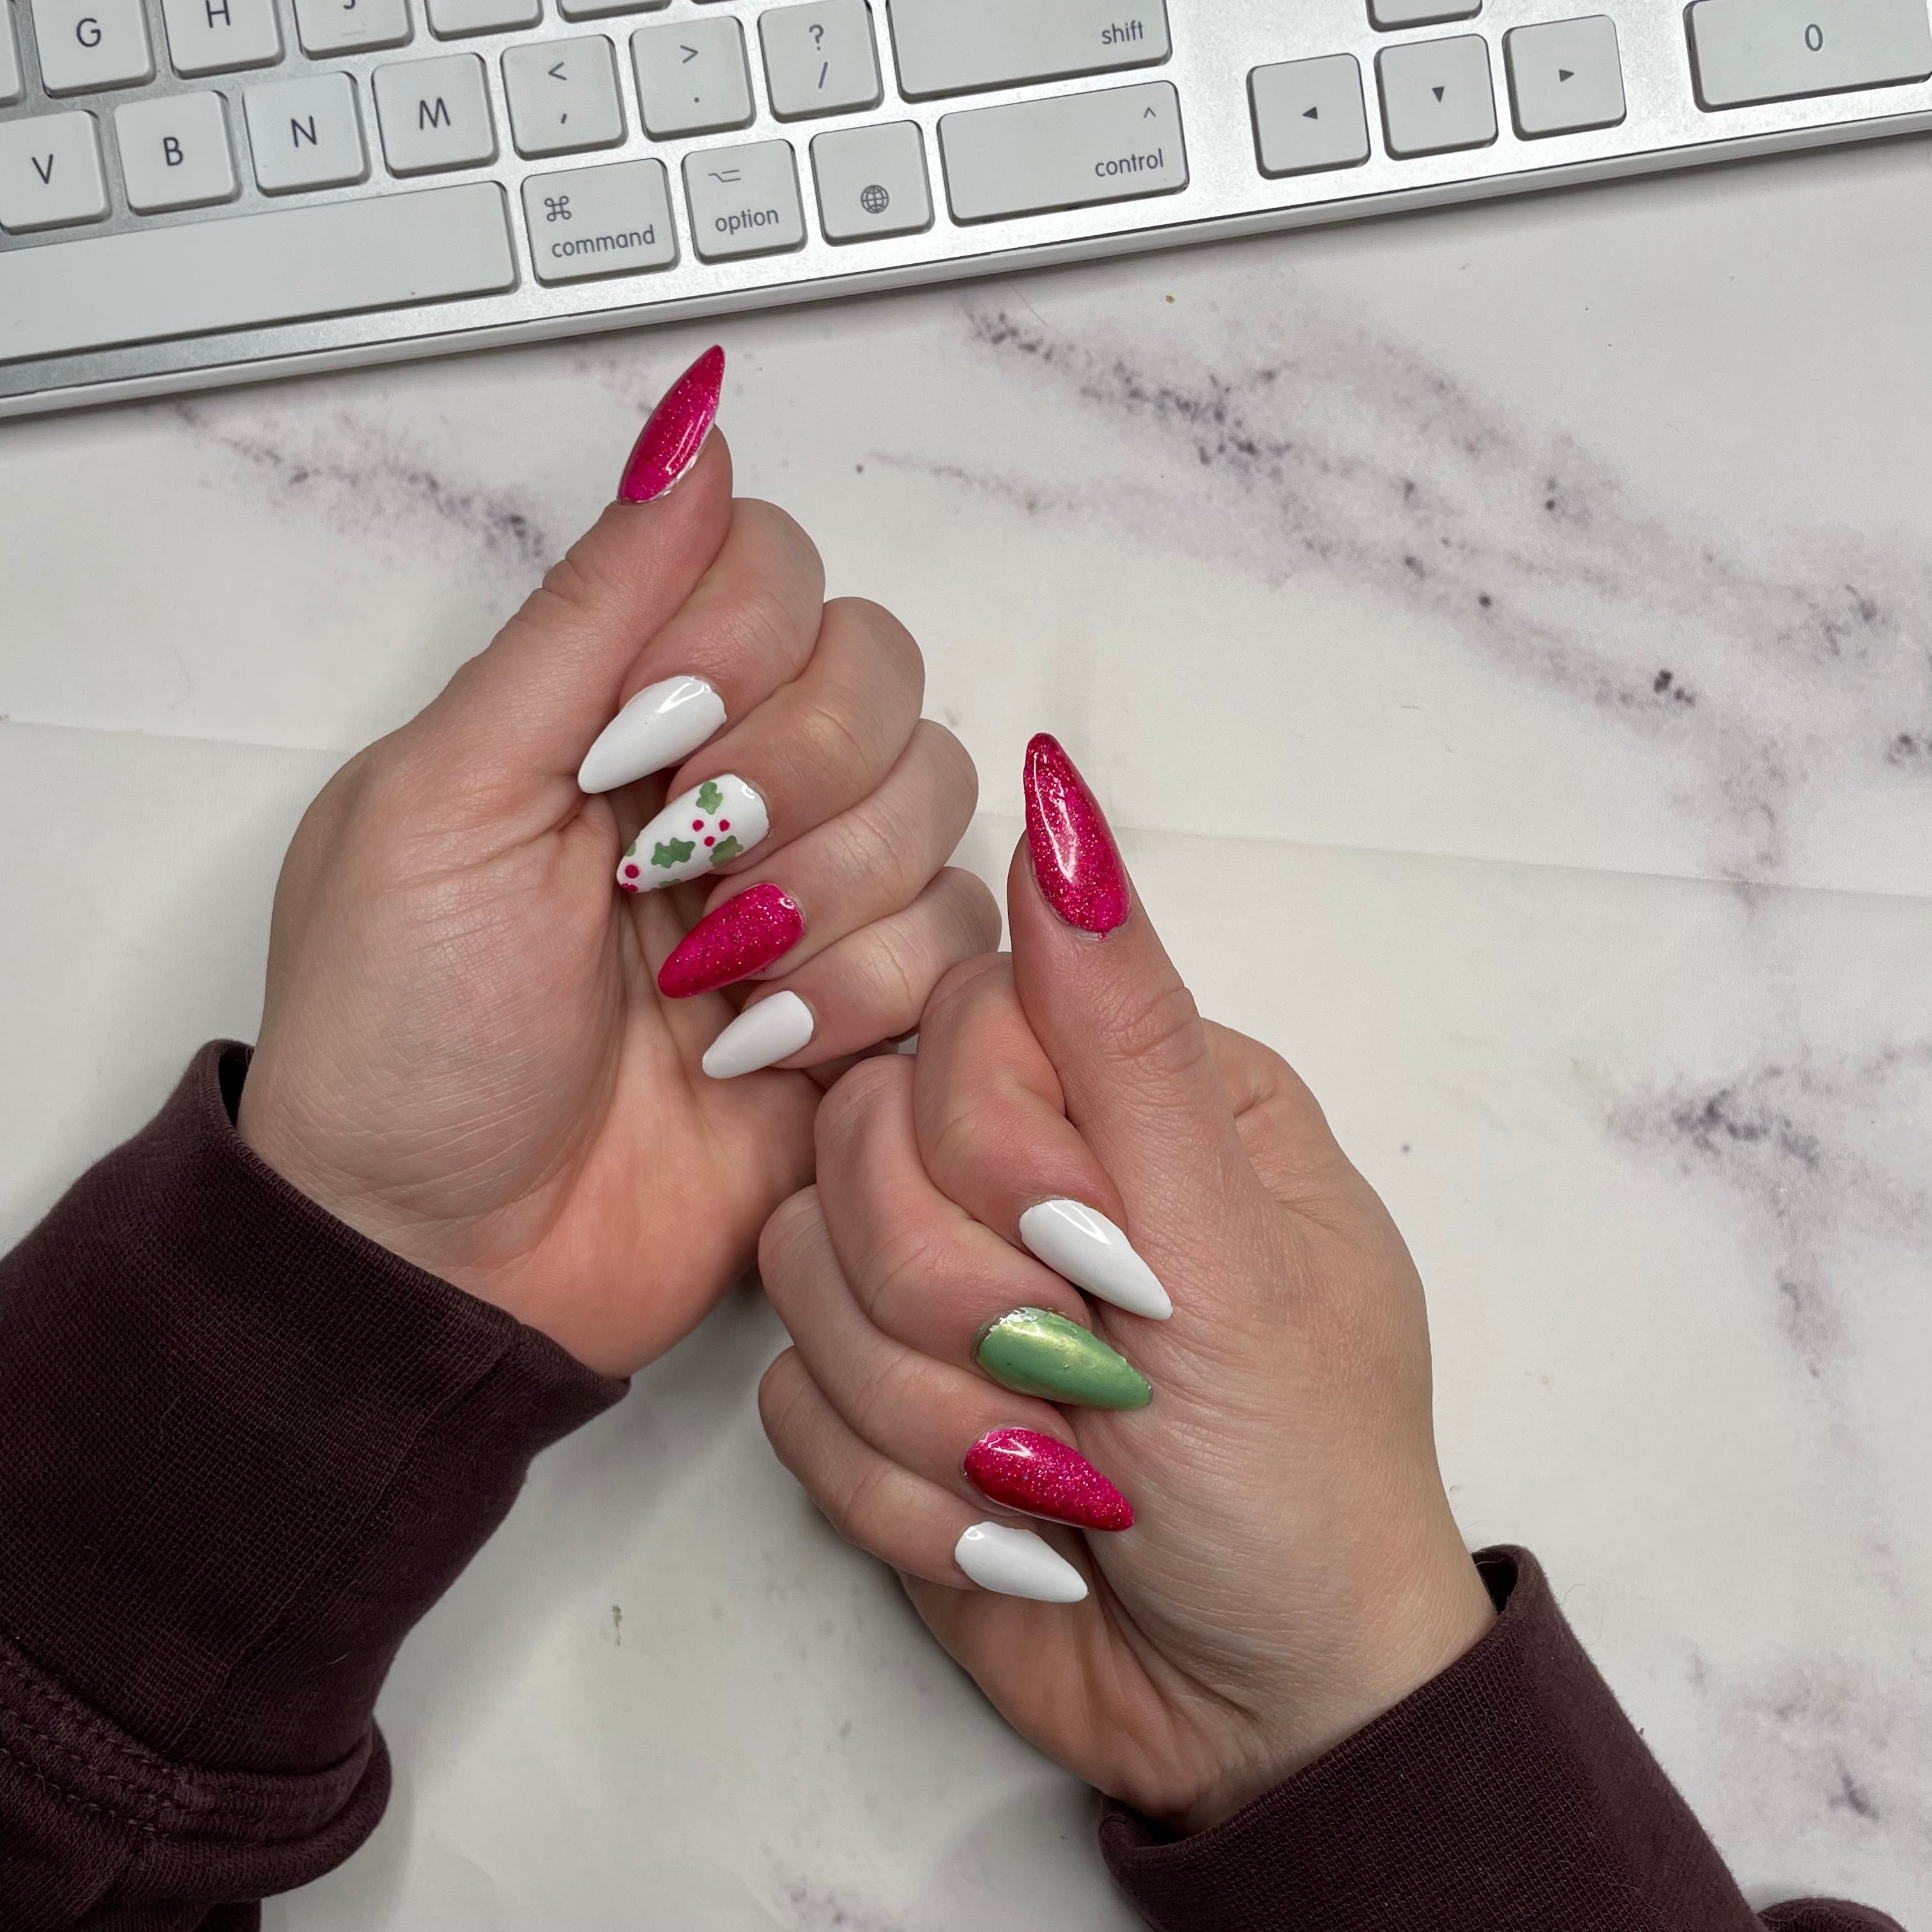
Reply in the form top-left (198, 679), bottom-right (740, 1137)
top-left (1018, 1199), bottom-right (1173, 1321)
top-left (616, 774), bottom-right (769, 892)
top-left (954, 1521), bottom-right (1088, 1603)
top-left (703, 992), bottom-right (815, 1080)
top-left (578, 676), bottom-right (727, 793)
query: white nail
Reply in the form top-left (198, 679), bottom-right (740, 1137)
top-left (578, 676), bottom-right (727, 793)
top-left (703, 992), bottom-right (815, 1080)
top-left (1018, 1199), bottom-right (1172, 1321)
top-left (616, 773), bottom-right (769, 892)
top-left (954, 1521), bottom-right (1088, 1603)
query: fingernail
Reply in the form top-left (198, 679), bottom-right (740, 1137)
top-left (976, 1307), bottom-right (1151, 1410)
top-left (702, 990), bottom-right (815, 1077)
top-left (579, 676), bottom-right (727, 794)
top-left (659, 884), bottom-right (803, 999)
top-left (1018, 1200), bottom-right (1172, 1321)
top-left (618, 344), bottom-right (724, 503)
top-left (963, 1427), bottom-right (1133, 1532)
top-left (1023, 732), bottom-right (1129, 936)
top-left (954, 1521), bottom-right (1089, 1603)
top-left (617, 774), bottom-right (768, 891)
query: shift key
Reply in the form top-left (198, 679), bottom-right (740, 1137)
top-left (939, 81), bottom-right (1186, 223)
top-left (889, 0), bottom-right (1169, 100)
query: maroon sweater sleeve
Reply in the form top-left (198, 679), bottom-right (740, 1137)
top-left (1102, 1548), bottom-right (1903, 1932)
top-left (0, 1045), bottom-right (625, 1931)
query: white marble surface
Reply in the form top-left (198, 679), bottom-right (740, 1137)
top-left (3, 129), bottom-right (1930, 1929)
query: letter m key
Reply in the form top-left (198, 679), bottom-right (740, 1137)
top-left (419, 94), bottom-right (450, 128)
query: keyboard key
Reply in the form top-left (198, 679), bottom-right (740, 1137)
top-left (0, 181), bottom-right (514, 364)
top-left (374, 52), bottom-right (495, 171)
top-left (1369, 0), bottom-right (1478, 26)
top-left (31, 0), bottom-right (154, 93)
top-left (1, 6), bottom-right (24, 102)
top-left (160, 0), bottom-right (282, 76)
top-left (939, 79), bottom-right (1185, 223)
top-left (1687, 0), bottom-right (1932, 108)
top-left (682, 135), bottom-right (803, 257)
top-left (1249, 54), bottom-right (1370, 176)
top-left (632, 17), bottom-right (753, 135)
top-left (1505, 17), bottom-right (1623, 136)
top-left (523, 156), bottom-right (674, 279)
top-left (0, 111), bottom-right (107, 231)
top-left (116, 90), bottom-right (239, 208)
top-left (245, 72), bottom-right (367, 188)
top-left (811, 118), bottom-right (930, 238)
top-left (427, 0), bottom-right (537, 37)
top-left (504, 34), bottom-right (624, 154)
top-left (295, 0), bottom-right (412, 55)
top-left (1376, 35), bottom-right (1496, 156)
top-left (557, 0), bottom-right (662, 20)
top-left (887, 0), bottom-right (1169, 99)
top-left (760, 0), bottom-right (880, 119)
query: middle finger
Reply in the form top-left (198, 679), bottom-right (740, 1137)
top-left (617, 596), bottom-right (923, 894)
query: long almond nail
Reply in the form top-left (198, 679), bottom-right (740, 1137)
top-left (1023, 732), bottom-right (1128, 935)
top-left (617, 774), bottom-right (767, 892)
top-left (963, 1427), bottom-right (1133, 1532)
top-left (579, 675), bottom-right (727, 793)
top-left (954, 1521), bottom-right (1088, 1603)
top-left (702, 990), bottom-right (815, 1076)
top-left (1018, 1199), bottom-right (1172, 1321)
top-left (618, 344), bottom-right (724, 503)
top-left (976, 1307), bottom-right (1151, 1409)
top-left (659, 884), bottom-right (802, 999)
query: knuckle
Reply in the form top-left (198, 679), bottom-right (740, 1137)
top-left (813, 1057), bottom-right (905, 1169)
top-left (757, 1186), bottom-right (825, 1292)
top-left (737, 498), bottom-right (826, 592)
top-left (756, 1347), bottom-right (808, 1441)
top-left (1102, 977), bottom-right (1209, 1080)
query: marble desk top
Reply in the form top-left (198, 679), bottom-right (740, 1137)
top-left (3, 128), bottom-right (1929, 1929)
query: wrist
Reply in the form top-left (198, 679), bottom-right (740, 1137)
top-left (1167, 1538), bottom-right (1498, 1837)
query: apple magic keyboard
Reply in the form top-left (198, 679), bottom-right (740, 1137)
top-left (3, 0), bottom-right (1930, 417)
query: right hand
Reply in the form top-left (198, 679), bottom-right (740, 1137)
top-left (758, 735), bottom-right (1496, 1834)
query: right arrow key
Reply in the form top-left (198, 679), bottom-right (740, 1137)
top-left (1505, 15), bottom-right (1627, 137)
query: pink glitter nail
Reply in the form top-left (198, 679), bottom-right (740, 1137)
top-left (963, 1427), bottom-right (1133, 1532)
top-left (617, 345), bottom-right (725, 504)
top-left (1023, 733), bottom-right (1129, 936)
top-left (657, 882), bottom-right (803, 999)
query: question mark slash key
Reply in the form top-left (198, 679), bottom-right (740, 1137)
top-left (760, 0), bottom-right (882, 119)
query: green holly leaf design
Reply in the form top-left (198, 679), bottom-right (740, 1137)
top-left (708, 835), bottom-right (743, 868)
top-left (652, 837), bottom-right (696, 870)
top-left (696, 780), bottom-right (724, 816)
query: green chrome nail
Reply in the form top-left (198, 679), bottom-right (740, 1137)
top-left (974, 1307), bottom-right (1152, 1410)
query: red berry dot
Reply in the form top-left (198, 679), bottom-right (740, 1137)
top-left (623, 864), bottom-right (639, 878)
top-left (703, 836), bottom-right (715, 847)
top-left (717, 819), bottom-right (730, 832)
top-left (691, 818), bottom-right (704, 831)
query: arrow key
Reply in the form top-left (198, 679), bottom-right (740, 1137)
top-left (1505, 15), bottom-right (1625, 137)
top-left (505, 35), bottom-right (625, 155)
top-left (1249, 54), bottom-right (1370, 178)
top-left (1376, 34), bottom-right (1496, 156)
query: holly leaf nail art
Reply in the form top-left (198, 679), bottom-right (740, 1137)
top-left (696, 780), bottom-right (724, 815)
top-left (653, 837), bottom-right (696, 869)
top-left (708, 836), bottom-right (742, 867)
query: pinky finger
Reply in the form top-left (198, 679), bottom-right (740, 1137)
top-left (702, 866), bottom-right (999, 1080)
top-left (758, 1348), bottom-right (1089, 1604)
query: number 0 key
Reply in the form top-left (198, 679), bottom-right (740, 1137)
top-left (1688, 0), bottom-right (1932, 109)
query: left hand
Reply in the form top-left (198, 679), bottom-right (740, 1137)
top-left (238, 359), bottom-right (994, 1376)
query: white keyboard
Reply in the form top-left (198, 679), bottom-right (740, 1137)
top-left (3, 0), bottom-right (1931, 415)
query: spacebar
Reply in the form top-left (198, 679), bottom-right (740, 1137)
top-left (0, 183), bottom-right (516, 365)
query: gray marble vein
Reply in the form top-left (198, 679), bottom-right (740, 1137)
top-left (884, 299), bottom-right (1932, 885)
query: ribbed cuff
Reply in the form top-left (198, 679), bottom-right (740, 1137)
top-left (0, 1043), bottom-right (625, 1775)
top-left (1102, 1547), bottom-right (1775, 1932)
